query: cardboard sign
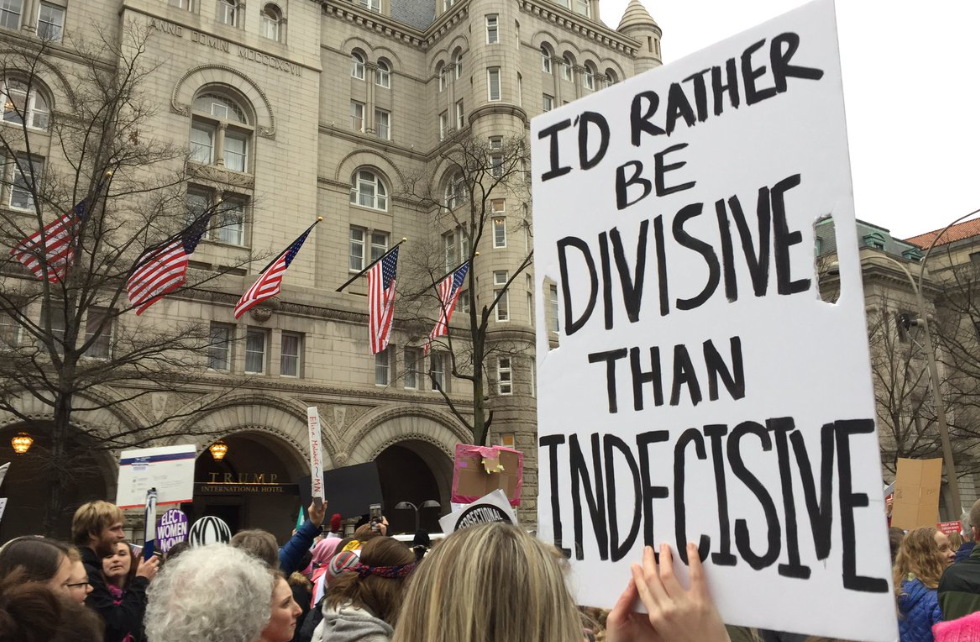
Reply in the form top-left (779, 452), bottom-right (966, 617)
top-left (116, 445), bottom-right (196, 509)
top-left (938, 521), bottom-right (961, 536)
top-left (188, 516), bottom-right (232, 546)
top-left (891, 458), bottom-right (943, 530)
top-left (439, 489), bottom-right (519, 533)
top-left (307, 407), bottom-right (325, 503)
top-left (451, 444), bottom-right (524, 507)
top-left (156, 509), bottom-right (189, 553)
top-left (531, 1), bottom-right (895, 640)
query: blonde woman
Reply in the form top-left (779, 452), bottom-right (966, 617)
top-left (895, 527), bottom-right (954, 642)
top-left (391, 522), bottom-right (729, 642)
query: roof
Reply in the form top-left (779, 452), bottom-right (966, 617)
top-left (391, 0), bottom-right (435, 30)
top-left (618, 0), bottom-right (659, 30)
top-left (905, 217), bottom-right (980, 250)
top-left (815, 216), bottom-right (923, 260)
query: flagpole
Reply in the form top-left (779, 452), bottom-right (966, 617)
top-left (430, 258), bottom-right (471, 289)
top-left (336, 237), bottom-right (407, 292)
top-left (254, 218), bottom-right (322, 276)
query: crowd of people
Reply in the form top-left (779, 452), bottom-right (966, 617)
top-left (7, 495), bottom-right (980, 642)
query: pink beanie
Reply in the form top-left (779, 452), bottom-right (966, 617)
top-left (934, 612), bottom-right (980, 642)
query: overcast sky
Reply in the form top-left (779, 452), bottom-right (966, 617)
top-left (598, 0), bottom-right (980, 240)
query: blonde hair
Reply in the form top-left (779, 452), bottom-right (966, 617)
top-left (71, 501), bottom-right (124, 547)
top-left (895, 527), bottom-right (947, 594)
top-left (392, 523), bottom-right (583, 642)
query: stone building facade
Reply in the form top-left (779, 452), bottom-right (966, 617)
top-left (0, 0), bottom-right (662, 538)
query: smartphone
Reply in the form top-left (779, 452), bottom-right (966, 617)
top-left (369, 503), bottom-right (382, 521)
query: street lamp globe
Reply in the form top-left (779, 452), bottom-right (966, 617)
top-left (11, 432), bottom-right (33, 454)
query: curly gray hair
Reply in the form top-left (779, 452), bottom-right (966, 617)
top-left (145, 544), bottom-right (274, 642)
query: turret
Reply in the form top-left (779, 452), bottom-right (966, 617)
top-left (618, 0), bottom-right (662, 74)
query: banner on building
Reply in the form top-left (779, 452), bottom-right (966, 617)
top-left (530, 1), bottom-right (895, 640)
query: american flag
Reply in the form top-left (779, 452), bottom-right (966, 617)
top-left (425, 261), bottom-right (469, 355)
top-left (9, 201), bottom-right (86, 283)
top-left (126, 209), bottom-right (215, 315)
top-left (234, 222), bottom-right (317, 319)
top-left (368, 246), bottom-right (400, 354)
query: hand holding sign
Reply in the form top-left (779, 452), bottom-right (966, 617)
top-left (607, 544), bottom-right (728, 642)
top-left (308, 500), bottom-right (327, 528)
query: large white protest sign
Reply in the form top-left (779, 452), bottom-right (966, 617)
top-left (116, 445), bottom-right (196, 509)
top-left (439, 489), bottom-right (519, 534)
top-left (531, 1), bottom-right (895, 640)
top-left (307, 407), bottom-right (325, 504)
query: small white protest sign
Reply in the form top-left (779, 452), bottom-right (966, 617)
top-left (531, 1), bottom-right (894, 640)
top-left (0, 462), bottom-right (9, 488)
top-left (188, 515), bottom-right (232, 546)
top-left (0, 499), bottom-right (6, 524)
top-left (439, 489), bottom-right (519, 534)
top-left (116, 445), bottom-right (196, 509)
top-left (307, 407), bottom-right (325, 504)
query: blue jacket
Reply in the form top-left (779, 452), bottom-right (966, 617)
top-left (955, 541), bottom-right (975, 563)
top-left (279, 520), bottom-right (320, 575)
top-left (899, 577), bottom-right (942, 642)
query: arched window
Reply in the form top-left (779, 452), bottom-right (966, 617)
top-left (1, 79), bottom-right (49, 130)
top-left (605, 68), bottom-right (618, 85)
top-left (454, 52), bottom-right (463, 79)
top-left (444, 172), bottom-right (465, 210)
top-left (541, 45), bottom-right (552, 73)
top-left (437, 62), bottom-right (447, 92)
top-left (582, 62), bottom-right (597, 90)
top-left (349, 170), bottom-right (388, 211)
top-left (375, 60), bottom-right (391, 88)
top-left (260, 4), bottom-right (283, 41)
top-left (351, 51), bottom-right (365, 80)
top-left (560, 55), bottom-right (573, 81)
top-left (190, 91), bottom-right (253, 173)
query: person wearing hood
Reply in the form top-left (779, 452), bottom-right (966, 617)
top-left (896, 526), bottom-right (955, 642)
top-left (311, 537), bottom-right (415, 642)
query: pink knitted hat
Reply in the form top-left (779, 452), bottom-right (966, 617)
top-left (934, 612), bottom-right (980, 642)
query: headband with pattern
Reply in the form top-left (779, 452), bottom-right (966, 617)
top-left (352, 561), bottom-right (416, 579)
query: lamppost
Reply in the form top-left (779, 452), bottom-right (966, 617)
top-left (862, 251), bottom-right (961, 515)
top-left (394, 500), bottom-right (441, 531)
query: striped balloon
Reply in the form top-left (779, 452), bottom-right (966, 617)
top-left (188, 516), bottom-right (232, 546)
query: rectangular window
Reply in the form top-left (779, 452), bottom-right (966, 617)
top-left (190, 122), bottom-right (214, 163)
top-left (497, 357), bottom-right (512, 395)
top-left (439, 111), bottom-right (448, 140)
top-left (214, 198), bottom-right (246, 246)
top-left (280, 332), bottom-right (302, 377)
top-left (349, 227), bottom-right (365, 271)
top-left (549, 284), bottom-right (559, 332)
top-left (9, 155), bottom-right (42, 210)
top-left (430, 352), bottom-right (446, 391)
top-left (218, 0), bottom-right (237, 26)
top-left (360, 0), bottom-right (381, 11)
top-left (351, 101), bottom-right (364, 133)
top-left (486, 14), bottom-right (498, 44)
top-left (186, 188), bottom-right (210, 224)
top-left (260, 8), bottom-right (281, 40)
top-left (493, 218), bottom-right (506, 248)
top-left (576, 0), bottom-right (590, 16)
top-left (561, 59), bottom-right (572, 81)
top-left (0, 306), bottom-right (19, 347)
top-left (458, 289), bottom-right (470, 314)
top-left (375, 108), bottom-right (390, 140)
top-left (0, 0), bottom-right (20, 30)
top-left (489, 136), bottom-right (503, 178)
top-left (542, 50), bottom-right (552, 73)
top-left (543, 94), bottom-right (554, 112)
top-left (404, 347), bottom-right (422, 389)
top-left (517, 73), bottom-right (522, 106)
top-left (245, 328), bottom-right (267, 374)
top-left (487, 67), bottom-right (501, 101)
top-left (444, 231), bottom-right (457, 272)
top-left (223, 131), bottom-right (247, 172)
top-left (501, 433), bottom-right (516, 448)
top-left (455, 100), bottom-right (464, 129)
top-left (494, 270), bottom-right (509, 321)
top-left (375, 347), bottom-right (390, 385)
top-left (42, 303), bottom-right (65, 354)
top-left (84, 308), bottom-right (112, 359)
top-left (209, 323), bottom-right (233, 371)
top-left (370, 231), bottom-right (389, 262)
top-left (37, 2), bottom-right (64, 41)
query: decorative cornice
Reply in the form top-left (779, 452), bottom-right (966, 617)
top-left (518, 0), bottom-right (639, 55)
top-left (325, 2), bottom-right (426, 48)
